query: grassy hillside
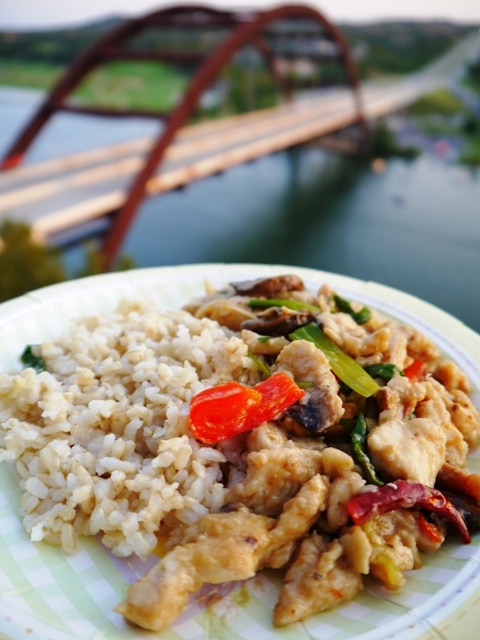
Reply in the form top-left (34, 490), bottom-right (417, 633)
top-left (73, 61), bottom-right (188, 112)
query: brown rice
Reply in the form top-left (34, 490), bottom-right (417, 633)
top-left (0, 300), bottom-right (258, 558)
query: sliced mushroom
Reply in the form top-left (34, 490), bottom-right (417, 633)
top-left (282, 396), bottom-right (337, 435)
top-left (241, 306), bottom-right (316, 337)
top-left (230, 274), bottom-right (305, 297)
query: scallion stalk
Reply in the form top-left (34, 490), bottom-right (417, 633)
top-left (289, 323), bottom-right (380, 398)
top-left (247, 350), bottom-right (271, 378)
top-left (363, 363), bottom-right (404, 381)
top-left (249, 298), bottom-right (321, 313)
top-left (333, 294), bottom-right (371, 325)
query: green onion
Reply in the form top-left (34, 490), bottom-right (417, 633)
top-left (296, 380), bottom-right (315, 389)
top-left (20, 345), bottom-right (46, 372)
top-left (339, 418), bottom-right (357, 431)
top-left (351, 414), bottom-right (384, 486)
top-left (289, 323), bottom-right (380, 398)
top-left (333, 294), bottom-right (371, 325)
top-left (247, 350), bottom-right (271, 378)
top-left (363, 363), bottom-right (404, 381)
top-left (249, 298), bottom-right (321, 313)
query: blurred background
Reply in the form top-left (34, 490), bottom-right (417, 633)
top-left (0, 0), bottom-right (479, 333)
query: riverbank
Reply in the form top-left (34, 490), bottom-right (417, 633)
top-left (374, 86), bottom-right (480, 165)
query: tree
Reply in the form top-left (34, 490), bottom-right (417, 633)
top-left (0, 220), bottom-right (66, 302)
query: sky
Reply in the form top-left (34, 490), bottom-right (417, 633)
top-left (1, 0), bottom-right (480, 31)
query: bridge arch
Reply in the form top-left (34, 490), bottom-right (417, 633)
top-left (1, 4), bottom-right (367, 269)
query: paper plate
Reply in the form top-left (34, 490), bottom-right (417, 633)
top-left (1, 263), bottom-right (479, 640)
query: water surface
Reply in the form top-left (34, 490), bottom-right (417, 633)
top-left (1, 87), bottom-right (479, 333)
top-left (123, 146), bottom-right (480, 333)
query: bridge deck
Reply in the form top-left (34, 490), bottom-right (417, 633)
top-left (0, 78), bottom-right (440, 244)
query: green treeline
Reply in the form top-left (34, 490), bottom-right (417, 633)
top-left (340, 21), bottom-right (475, 76)
top-left (0, 18), bottom-right (117, 65)
top-left (1, 17), bottom-right (478, 118)
top-left (0, 18), bottom-right (477, 95)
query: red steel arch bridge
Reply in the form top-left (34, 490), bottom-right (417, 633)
top-left (1, 4), bottom-right (478, 269)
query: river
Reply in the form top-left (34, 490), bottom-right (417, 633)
top-left (1, 87), bottom-right (479, 333)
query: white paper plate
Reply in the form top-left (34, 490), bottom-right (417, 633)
top-left (1, 263), bottom-right (479, 640)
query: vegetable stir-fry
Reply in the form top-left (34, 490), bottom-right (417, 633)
top-left (117, 273), bottom-right (480, 631)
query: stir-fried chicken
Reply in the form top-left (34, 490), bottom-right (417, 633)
top-left (433, 359), bottom-right (472, 394)
top-left (226, 446), bottom-right (324, 517)
top-left (117, 474), bottom-right (328, 631)
top-left (320, 311), bottom-right (391, 360)
top-left (115, 274), bottom-right (480, 632)
top-left (245, 421), bottom-right (290, 451)
top-left (416, 384), bottom-right (469, 467)
top-left (116, 509), bottom-right (272, 631)
top-left (367, 417), bottom-right (446, 486)
top-left (276, 340), bottom-right (344, 433)
top-left (241, 328), bottom-right (289, 357)
top-left (442, 387), bottom-right (480, 448)
top-left (376, 374), bottom-right (479, 467)
top-left (263, 474), bottom-right (329, 568)
top-left (325, 471), bottom-right (366, 531)
top-left (362, 510), bottom-right (445, 589)
top-left (274, 532), bottom-right (363, 626)
top-left (376, 375), bottom-right (427, 421)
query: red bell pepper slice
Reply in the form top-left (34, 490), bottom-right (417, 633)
top-left (188, 381), bottom-right (261, 445)
top-left (347, 479), bottom-right (470, 544)
top-left (188, 371), bottom-right (305, 445)
top-left (247, 371), bottom-right (305, 426)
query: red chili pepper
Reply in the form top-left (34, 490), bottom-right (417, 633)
top-left (404, 359), bottom-right (427, 382)
top-left (347, 479), bottom-right (470, 544)
top-left (188, 371), bottom-right (305, 445)
top-left (415, 512), bottom-right (444, 545)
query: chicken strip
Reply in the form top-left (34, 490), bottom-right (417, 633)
top-left (275, 340), bottom-right (344, 433)
top-left (274, 532), bottom-right (363, 626)
top-left (117, 475), bottom-right (328, 632)
top-left (367, 416), bottom-right (446, 486)
top-left (263, 473), bottom-right (329, 568)
top-left (226, 446), bottom-right (324, 516)
top-left (115, 509), bottom-right (272, 631)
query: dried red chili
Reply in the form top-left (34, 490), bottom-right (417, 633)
top-left (404, 359), bottom-right (427, 382)
top-left (347, 479), bottom-right (470, 544)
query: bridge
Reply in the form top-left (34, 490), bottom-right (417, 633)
top-left (1, 4), bottom-right (479, 269)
